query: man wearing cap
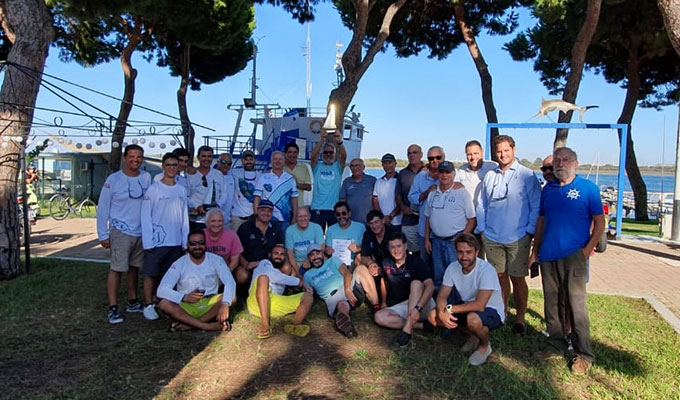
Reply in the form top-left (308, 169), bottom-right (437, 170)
top-left (284, 142), bottom-right (312, 209)
top-left (231, 149), bottom-right (261, 231)
top-left (236, 199), bottom-right (285, 285)
top-left (340, 158), bottom-right (377, 224)
top-left (395, 144), bottom-right (426, 255)
top-left (310, 129), bottom-right (347, 232)
top-left (216, 153), bottom-right (236, 223)
top-left (424, 160), bottom-right (476, 290)
top-left (303, 243), bottom-right (365, 338)
top-left (248, 243), bottom-right (314, 339)
top-left (254, 150), bottom-right (298, 228)
top-left (373, 153), bottom-right (402, 229)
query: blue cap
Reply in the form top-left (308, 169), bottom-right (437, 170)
top-left (258, 199), bottom-right (274, 209)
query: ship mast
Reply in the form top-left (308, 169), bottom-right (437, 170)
top-left (305, 23), bottom-right (312, 115)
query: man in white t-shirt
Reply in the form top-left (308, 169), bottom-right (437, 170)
top-left (231, 149), bottom-right (261, 230)
top-left (428, 233), bottom-right (505, 366)
top-left (141, 153), bottom-right (190, 320)
top-left (157, 229), bottom-right (236, 332)
top-left (372, 153), bottom-right (402, 228)
top-left (97, 144), bottom-right (152, 324)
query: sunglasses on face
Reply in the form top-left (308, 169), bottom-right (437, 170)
top-left (323, 151), bottom-right (335, 155)
top-left (335, 211), bottom-right (348, 217)
top-left (540, 166), bottom-right (554, 172)
top-left (189, 240), bottom-right (206, 246)
top-left (218, 160), bottom-right (232, 166)
top-left (427, 155), bottom-right (443, 161)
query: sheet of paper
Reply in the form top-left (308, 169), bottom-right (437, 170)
top-left (332, 238), bottom-right (352, 265)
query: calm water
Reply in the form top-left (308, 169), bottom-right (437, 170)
top-left (365, 169), bottom-right (675, 193)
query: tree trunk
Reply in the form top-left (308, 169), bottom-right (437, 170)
top-left (109, 17), bottom-right (142, 172)
top-left (658, 0), bottom-right (680, 56)
top-left (452, 0), bottom-right (500, 147)
top-left (616, 53), bottom-right (648, 221)
top-left (327, 0), bottom-right (406, 128)
top-left (0, 0), bottom-right (54, 279)
top-left (554, 0), bottom-right (602, 147)
top-left (177, 44), bottom-right (195, 161)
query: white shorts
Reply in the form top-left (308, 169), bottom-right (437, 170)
top-left (387, 297), bottom-right (436, 320)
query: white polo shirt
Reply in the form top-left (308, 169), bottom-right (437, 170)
top-left (424, 185), bottom-right (475, 238)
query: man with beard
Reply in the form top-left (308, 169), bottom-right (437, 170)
top-left (427, 234), bottom-right (504, 366)
top-left (157, 229), bottom-right (236, 332)
top-left (247, 244), bottom-right (314, 339)
top-left (231, 150), bottom-right (261, 231)
top-left (479, 135), bottom-right (540, 335)
top-left (310, 130), bottom-right (347, 232)
top-left (236, 200), bottom-right (285, 285)
top-left (186, 146), bottom-right (225, 222)
top-left (324, 201), bottom-right (365, 268)
top-left (541, 155), bottom-right (556, 184)
top-left (303, 244), bottom-right (361, 338)
top-left (529, 147), bottom-right (604, 375)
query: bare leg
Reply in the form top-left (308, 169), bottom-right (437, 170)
top-left (336, 300), bottom-right (352, 320)
top-left (126, 266), bottom-right (139, 301)
top-left (293, 289), bottom-right (313, 325)
top-left (107, 270), bottom-right (121, 306)
top-left (374, 309), bottom-right (407, 330)
top-left (403, 280), bottom-right (424, 334)
top-left (234, 266), bottom-right (250, 285)
top-left (511, 276), bottom-right (528, 325)
top-left (256, 275), bottom-right (271, 334)
top-left (353, 265), bottom-right (379, 305)
top-left (467, 313), bottom-right (490, 353)
top-left (158, 299), bottom-right (227, 331)
top-left (143, 276), bottom-right (156, 305)
top-left (198, 295), bottom-right (224, 322)
top-left (498, 272), bottom-right (510, 316)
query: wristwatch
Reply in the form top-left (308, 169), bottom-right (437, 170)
top-left (414, 305), bottom-right (423, 312)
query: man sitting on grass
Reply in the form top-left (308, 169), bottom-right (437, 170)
top-left (157, 229), bottom-right (236, 332)
top-left (247, 244), bottom-right (314, 339)
top-left (303, 244), bottom-right (362, 338)
top-left (373, 232), bottom-right (435, 347)
top-left (427, 233), bottom-right (505, 366)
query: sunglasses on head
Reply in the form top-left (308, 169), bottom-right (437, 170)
top-left (540, 166), bottom-right (554, 172)
top-left (189, 240), bottom-right (206, 246)
top-left (218, 160), bottom-right (232, 166)
top-left (427, 155), bottom-right (443, 161)
top-left (335, 211), bottom-right (348, 217)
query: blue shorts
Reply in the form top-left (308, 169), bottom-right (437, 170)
top-left (448, 286), bottom-right (503, 331)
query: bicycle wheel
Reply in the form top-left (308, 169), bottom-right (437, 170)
top-left (49, 195), bottom-right (70, 220)
top-left (78, 199), bottom-right (97, 218)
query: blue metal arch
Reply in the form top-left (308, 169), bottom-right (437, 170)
top-left (485, 122), bottom-right (628, 239)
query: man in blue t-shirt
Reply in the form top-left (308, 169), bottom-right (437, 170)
top-left (310, 130), bottom-right (347, 232)
top-left (324, 201), bottom-right (366, 267)
top-left (528, 147), bottom-right (604, 375)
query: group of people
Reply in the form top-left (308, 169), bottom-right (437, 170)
top-left (97, 130), bottom-right (603, 372)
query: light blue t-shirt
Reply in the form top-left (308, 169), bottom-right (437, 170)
top-left (311, 161), bottom-right (344, 210)
top-left (539, 176), bottom-right (603, 261)
top-left (285, 222), bottom-right (325, 264)
top-left (303, 256), bottom-right (344, 299)
top-left (325, 221), bottom-right (366, 261)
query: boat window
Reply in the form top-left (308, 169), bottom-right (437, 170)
top-left (344, 125), bottom-right (352, 140)
top-left (356, 128), bottom-right (363, 140)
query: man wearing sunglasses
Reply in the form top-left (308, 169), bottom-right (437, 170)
top-left (479, 135), bottom-right (541, 336)
top-left (540, 155), bottom-right (556, 184)
top-left (395, 144), bottom-right (426, 255)
top-left (140, 153), bottom-right (190, 320)
top-left (97, 144), bottom-right (152, 324)
top-left (231, 149), bottom-right (261, 231)
top-left (310, 130), bottom-right (347, 232)
top-left (324, 201), bottom-right (365, 268)
top-left (408, 146), bottom-right (445, 265)
top-left (215, 153), bottom-right (236, 223)
top-left (157, 229), bottom-right (235, 332)
top-left (186, 146), bottom-right (224, 221)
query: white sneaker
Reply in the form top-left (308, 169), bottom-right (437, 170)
top-left (143, 304), bottom-right (159, 320)
top-left (469, 344), bottom-right (492, 366)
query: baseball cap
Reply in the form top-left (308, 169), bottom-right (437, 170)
top-left (381, 153), bottom-right (396, 162)
top-left (242, 150), bottom-right (255, 158)
top-left (437, 161), bottom-right (454, 172)
top-left (306, 243), bottom-right (322, 255)
top-left (258, 199), bottom-right (274, 209)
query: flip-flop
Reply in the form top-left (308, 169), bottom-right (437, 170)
top-left (256, 327), bottom-right (273, 339)
top-left (221, 321), bottom-right (232, 332)
top-left (168, 322), bottom-right (193, 332)
top-left (284, 323), bottom-right (310, 337)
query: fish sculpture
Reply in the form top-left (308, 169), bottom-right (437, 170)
top-left (533, 98), bottom-right (599, 123)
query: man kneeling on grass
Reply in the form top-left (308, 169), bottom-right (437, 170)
top-left (157, 229), bottom-right (236, 332)
top-left (247, 244), bottom-right (314, 339)
top-left (303, 244), bottom-right (368, 338)
top-left (427, 233), bottom-right (505, 366)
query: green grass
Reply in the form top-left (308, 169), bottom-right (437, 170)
top-left (611, 218), bottom-right (660, 237)
top-left (2, 258), bottom-right (680, 399)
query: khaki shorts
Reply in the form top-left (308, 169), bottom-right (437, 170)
top-left (387, 297), bottom-right (436, 320)
top-left (401, 225), bottom-right (420, 253)
top-left (109, 228), bottom-right (144, 272)
top-left (482, 233), bottom-right (531, 278)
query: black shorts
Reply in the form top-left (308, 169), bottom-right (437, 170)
top-left (143, 246), bottom-right (183, 278)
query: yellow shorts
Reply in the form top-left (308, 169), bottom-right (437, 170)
top-left (246, 280), bottom-right (303, 318)
top-left (180, 294), bottom-right (223, 318)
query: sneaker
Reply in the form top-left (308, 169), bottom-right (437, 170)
top-left (460, 335), bottom-right (480, 354)
top-left (570, 355), bottom-right (592, 375)
top-left (392, 331), bottom-right (412, 348)
top-left (469, 344), bottom-right (492, 366)
top-left (143, 304), bottom-right (159, 320)
top-left (125, 300), bottom-right (144, 313)
top-left (566, 335), bottom-right (574, 352)
top-left (108, 306), bottom-right (124, 324)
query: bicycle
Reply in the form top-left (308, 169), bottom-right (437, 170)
top-left (49, 184), bottom-right (97, 220)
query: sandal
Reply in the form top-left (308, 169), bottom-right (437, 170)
top-left (221, 321), bottom-right (232, 332)
top-left (256, 327), bottom-right (273, 339)
top-left (334, 312), bottom-right (358, 338)
top-left (168, 322), bottom-right (193, 332)
top-left (284, 323), bottom-right (310, 337)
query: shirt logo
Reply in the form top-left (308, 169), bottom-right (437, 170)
top-left (264, 184), bottom-right (273, 192)
top-left (566, 189), bottom-right (580, 200)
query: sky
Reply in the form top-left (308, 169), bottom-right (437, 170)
top-left (28, 2), bottom-right (680, 166)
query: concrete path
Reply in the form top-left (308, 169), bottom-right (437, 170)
top-left (26, 218), bottom-right (680, 325)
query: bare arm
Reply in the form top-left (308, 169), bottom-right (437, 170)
top-left (310, 133), bottom-right (326, 168)
top-left (448, 289), bottom-right (493, 314)
top-left (287, 248), bottom-right (300, 276)
top-left (252, 195), bottom-right (260, 215)
top-left (335, 131), bottom-right (347, 167)
top-left (462, 217), bottom-right (476, 235)
top-left (583, 214), bottom-right (605, 256)
top-left (528, 215), bottom-right (545, 266)
top-left (228, 252), bottom-right (241, 272)
top-left (418, 279), bottom-right (435, 309)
